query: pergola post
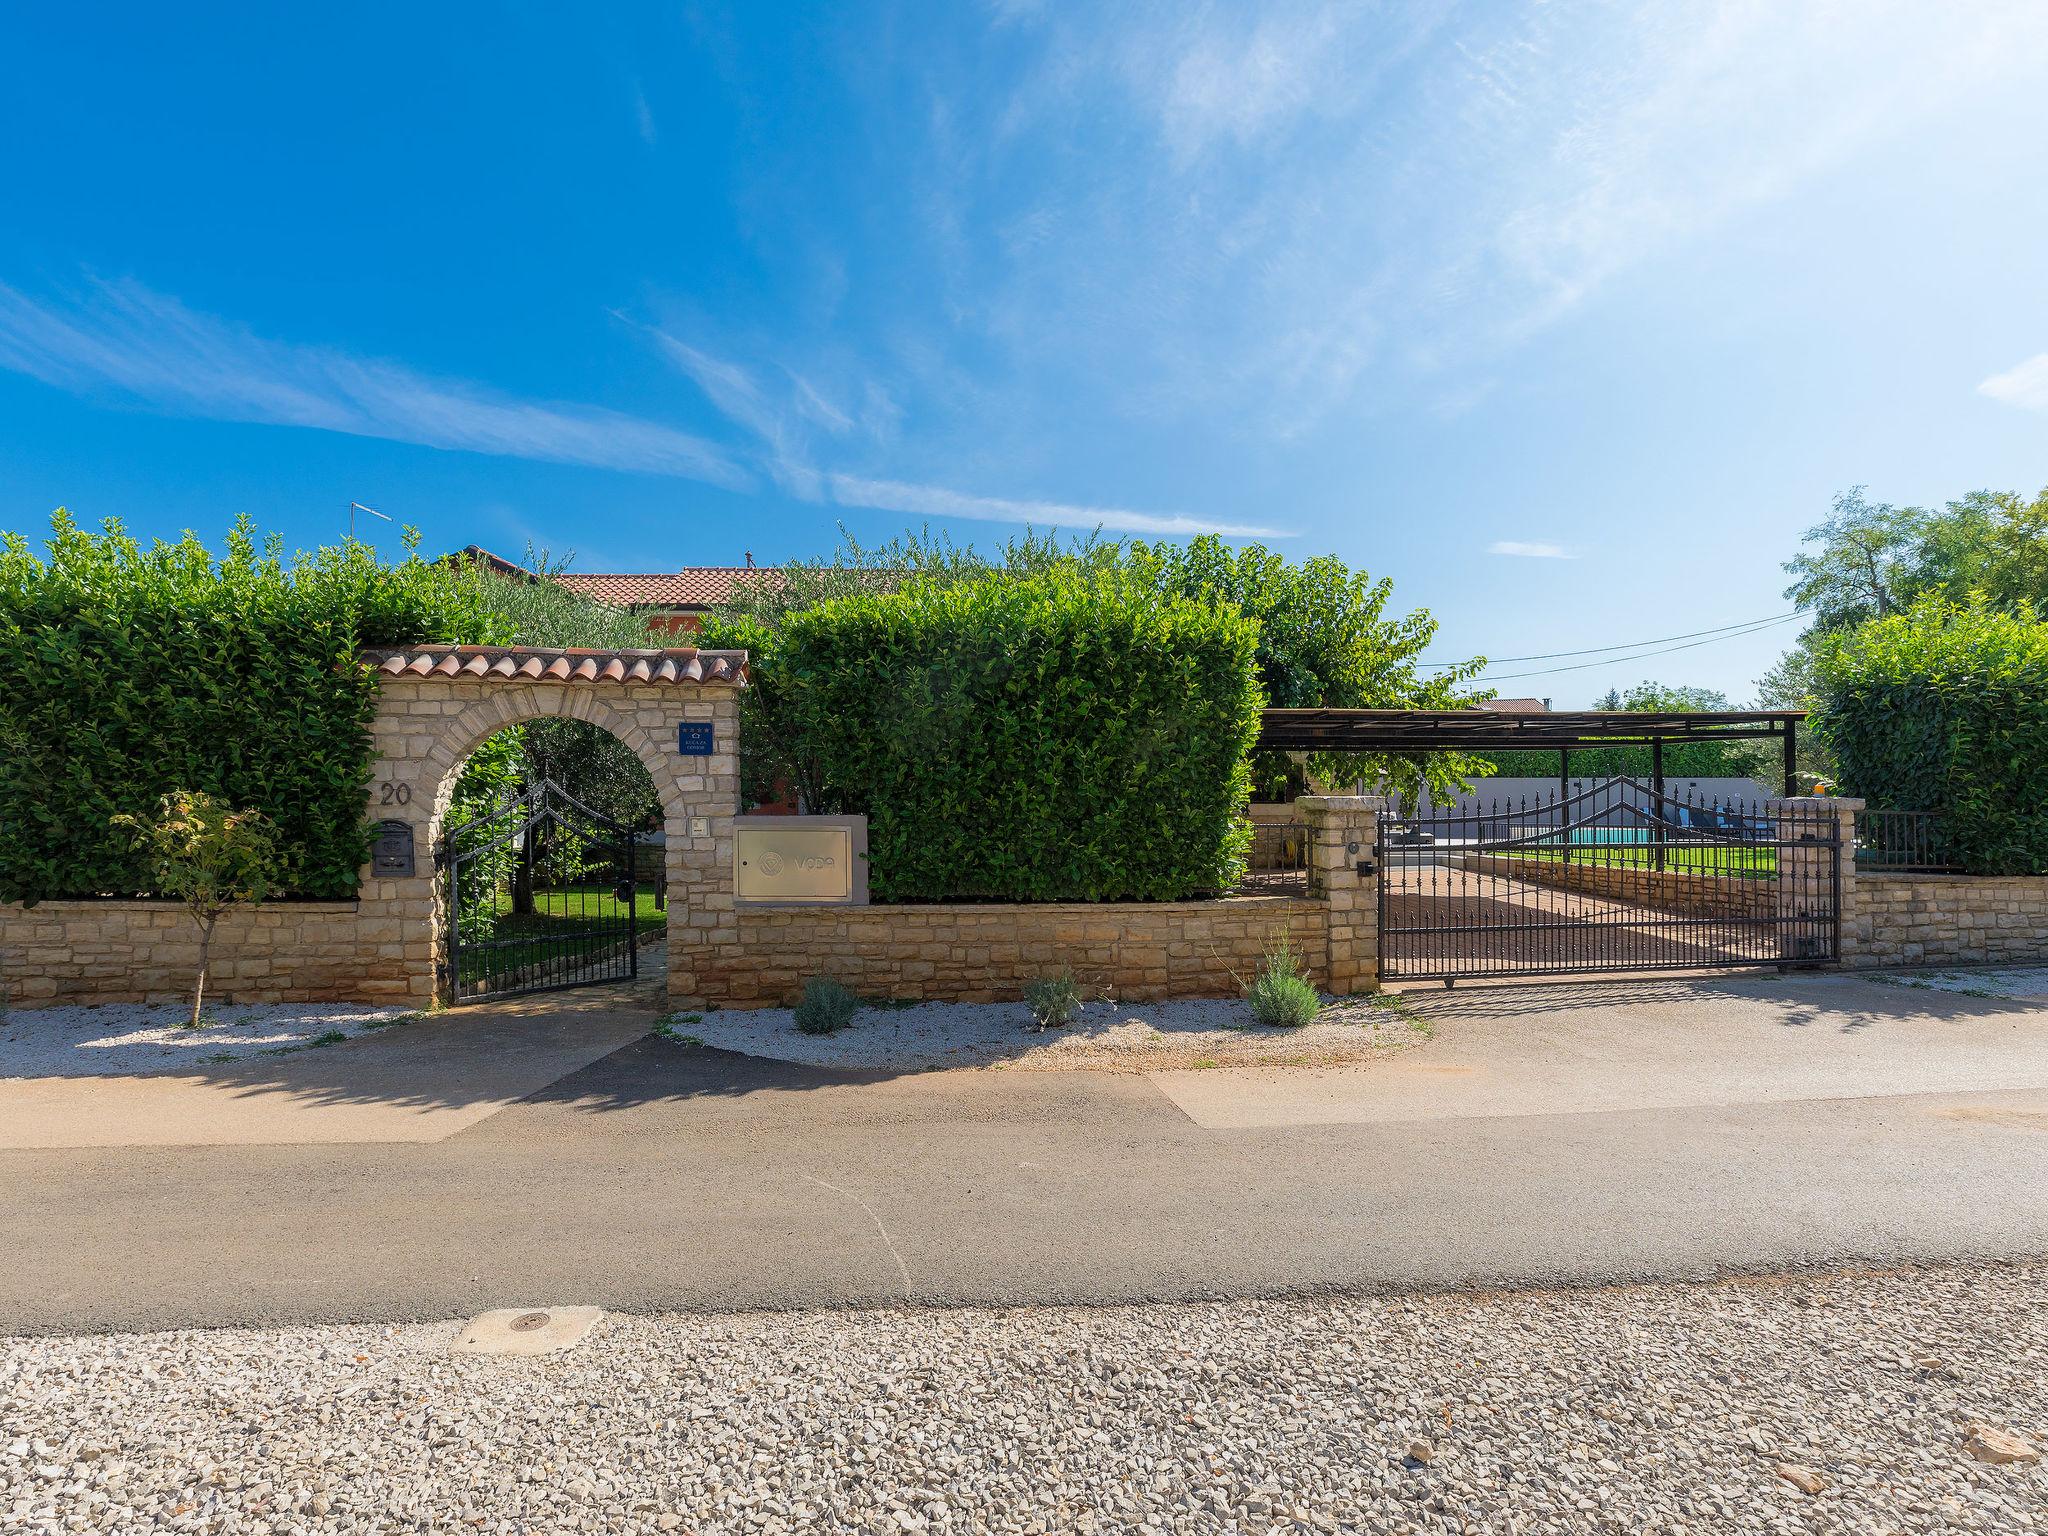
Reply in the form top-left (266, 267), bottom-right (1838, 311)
top-left (1782, 718), bottom-right (1799, 797)
top-left (1559, 747), bottom-right (1571, 866)
top-left (1651, 734), bottom-right (1666, 872)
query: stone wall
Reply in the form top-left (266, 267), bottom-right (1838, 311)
top-left (705, 896), bottom-right (1328, 1007)
top-left (1453, 853), bottom-right (1776, 919)
top-left (0, 900), bottom-right (406, 1009)
top-left (1846, 873), bottom-right (2048, 969)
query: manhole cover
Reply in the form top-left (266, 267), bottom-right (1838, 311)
top-left (452, 1305), bottom-right (603, 1357)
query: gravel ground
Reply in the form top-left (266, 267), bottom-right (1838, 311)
top-left (668, 994), bottom-right (1424, 1073)
top-left (0, 1002), bottom-right (418, 1078)
top-left (5, 1264), bottom-right (2045, 1534)
top-left (1871, 967), bottom-right (2048, 1001)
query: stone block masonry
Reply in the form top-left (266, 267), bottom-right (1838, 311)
top-left (0, 900), bottom-right (408, 1008)
top-left (1847, 874), bottom-right (2048, 969)
top-left (358, 655), bottom-right (745, 1011)
top-left (706, 896), bottom-right (1329, 1007)
top-left (1452, 854), bottom-right (1774, 920)
top-left (2, 648), bottom-right (747, 1013)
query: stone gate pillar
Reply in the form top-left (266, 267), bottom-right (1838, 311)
top-left (1769, 795), bottom-right (1859, 964)
top-left (1297, 794), bottom-right (1385, 994)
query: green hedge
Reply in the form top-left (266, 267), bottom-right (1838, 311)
top-left (0, 514), bottom-right (493, 903)
top-left (1813, 599), bottom-right (2048, 874)
top-left (773, 575), bottom-right (1263, 901)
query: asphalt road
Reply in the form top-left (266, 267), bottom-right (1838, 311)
top-left (7, 972), bottom-right (2048, 1333)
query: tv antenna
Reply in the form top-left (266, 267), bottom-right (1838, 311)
top-left (348, 501), bottom-right (393, 540)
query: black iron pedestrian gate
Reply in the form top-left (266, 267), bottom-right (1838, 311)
top-left (1376, 777), bottom-right (1839, 982)
top-left (440, 778), bottom-right (644, 1002)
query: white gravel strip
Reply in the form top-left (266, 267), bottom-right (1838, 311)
top-left (0, 1002), bottom-right (417, 1079)
top-left (1872, 966), bottom-right (2048, 1001)
top-left (6, 1264), bottom-right (2045, 1534)
top-left (668, 994), bottom-right (1423, 1073)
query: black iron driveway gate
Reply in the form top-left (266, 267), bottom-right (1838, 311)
top-left (440, 777), bottom-right (642, 1002)
top-left (1376, 777), bottom-right (1839, 983)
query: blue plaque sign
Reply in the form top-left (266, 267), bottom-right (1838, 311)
top-left (677, 721), bottom-right (714, 755)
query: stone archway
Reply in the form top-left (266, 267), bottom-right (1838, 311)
top-left (356, 645), bottom-right (745, 1009)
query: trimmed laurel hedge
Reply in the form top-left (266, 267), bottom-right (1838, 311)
top-left (0, 514), bottom-right (492, 903)
top-left (778, 575), bottom-right (1263, 901)
top-left (1813, 599), bottom-right (2048, 875)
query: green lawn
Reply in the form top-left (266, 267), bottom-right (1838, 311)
top-left (1494, 845), bottom-right (1778, 877)
top-left (455, 885), bottom-right (665, 989)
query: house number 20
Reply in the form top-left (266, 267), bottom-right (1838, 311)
top-left (379, 782), bottom-right (413, 806)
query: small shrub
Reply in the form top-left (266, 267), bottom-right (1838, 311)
top-left (112, 790), bottom-right (282, 1029)
top-left (1244, 937), bottom-right (1321, 1028)
top-left (794, 977), bottom-right (860, 1035)
top-left (1024, 970), bottom-right (1082, 1029)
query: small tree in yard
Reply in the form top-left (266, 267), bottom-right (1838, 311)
top-left (113, 791), bottom-right (282, 1027)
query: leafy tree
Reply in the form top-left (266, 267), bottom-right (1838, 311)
top-left (1934, 488), bottom-right (2048, 614)
top-left (1125, 538), bottom-right (1487, 802)
top-left (1781, 488), bottom-right (1931, 632)
top-left (112, 791), bottom-right (282, 1027)
top-left (704, 528), bottom-right (1484, 809)
top-left (1480, 680), bottom-right (1769, 781)
top-left (1768, 481), bottom-right (2048, 788)
top-left (1780, 483), bottom-right (2048, 634)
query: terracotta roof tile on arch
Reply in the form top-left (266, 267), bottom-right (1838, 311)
top-left (360, 644), bottom-right (747, 687)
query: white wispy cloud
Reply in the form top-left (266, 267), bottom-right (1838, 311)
top-left (1488, 540), bottom-right (1572, 559)
top-left (827, 474), bottom-right (1290, 538)
top-left (646, 326), bottom-right (1286, 537)
top-left (0, 279), bottom-right (752, 489)
top-left (1978, 352), bottom-right (2048, 411)
top-left (932, 1), bottom-right (2048, 436)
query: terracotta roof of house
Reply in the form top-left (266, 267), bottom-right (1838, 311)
top-left (551, 568), bottom-right (782, 608)
top-left (454, 546), bottom-right (779, 609)
top-left (362, 645), bottom-right (747, 687)
top-left (1473, 696), bottom-right (1550, 713)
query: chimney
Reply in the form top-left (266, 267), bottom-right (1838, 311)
top-left (744, 551), bottom-right (754, 568)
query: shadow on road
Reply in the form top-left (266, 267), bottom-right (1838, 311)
top-left (1394, 969), bottom-right (2044, 1034)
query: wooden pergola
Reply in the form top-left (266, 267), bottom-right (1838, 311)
top-left (1257, 709), bottom-right (1808, 797)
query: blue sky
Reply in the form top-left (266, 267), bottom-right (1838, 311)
top-left (4, 2), bottom-right (2047, 703)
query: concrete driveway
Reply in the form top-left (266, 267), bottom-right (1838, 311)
top-left (4, 968), bottom-right (2048, 1333)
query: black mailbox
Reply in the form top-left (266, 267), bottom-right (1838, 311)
top-left (371, 819), bottom-right (416, 878)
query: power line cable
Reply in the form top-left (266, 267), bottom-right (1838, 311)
top-left (1422, 610), bottom-right (1801, 669)
top-left (1474, 613), bottom-right (1806, 681)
